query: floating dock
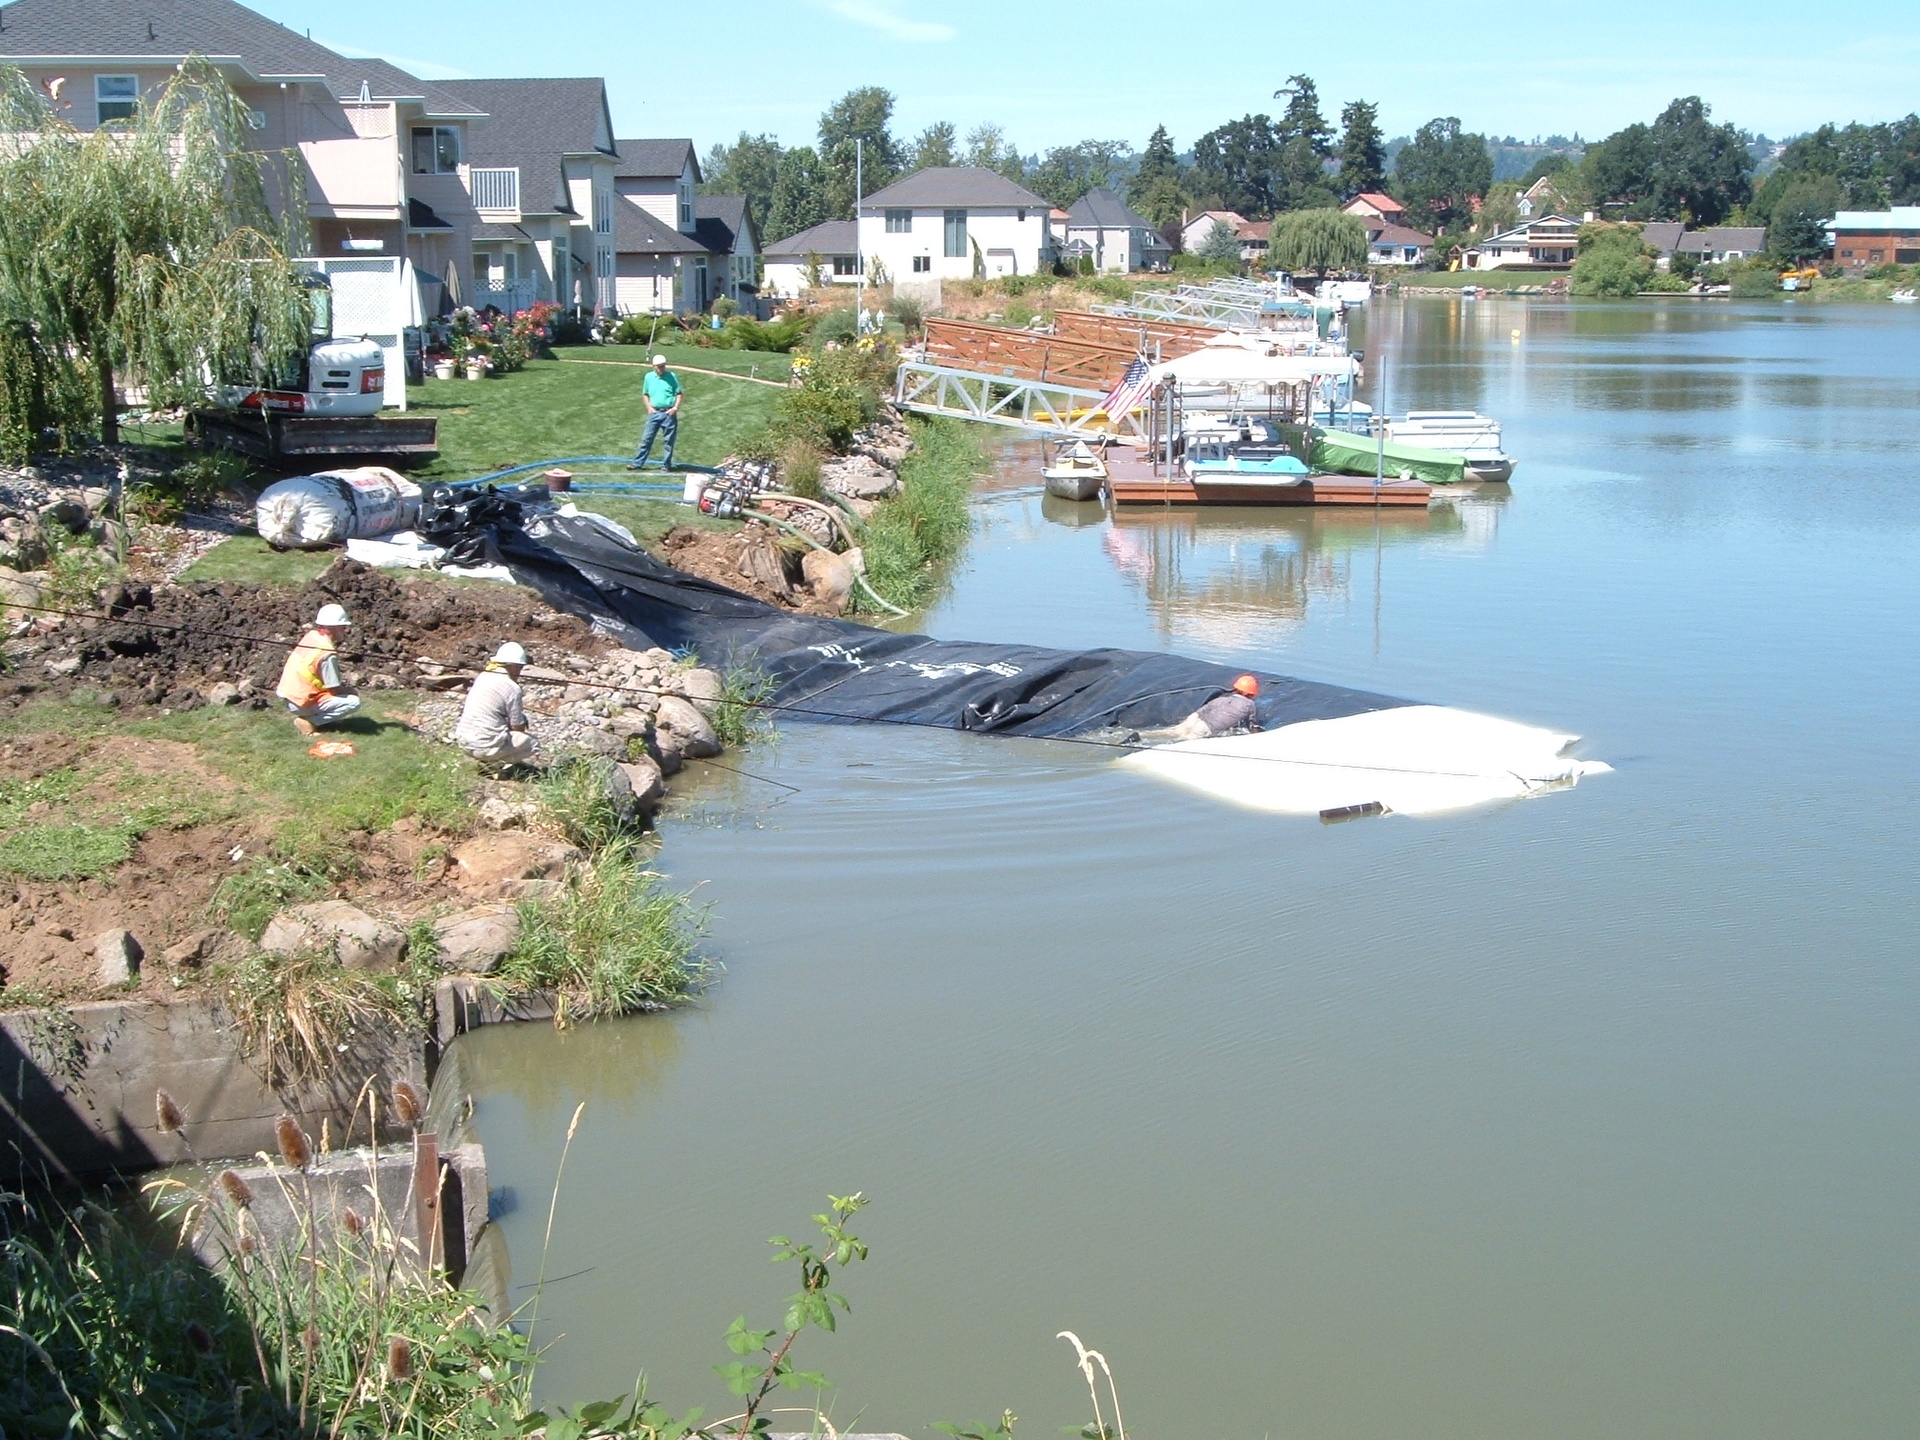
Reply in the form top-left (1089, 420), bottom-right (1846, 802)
top-left (1105, 450), bottom-right (1431, 507)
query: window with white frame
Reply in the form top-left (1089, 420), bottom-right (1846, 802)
top-left (912, 255), bottom-right (931, 273)
top-left (410, 126), bottom-right (461, 175)
top-left (885, 209), bottom-right (912, 233)
top-left (832, 255), bottom-right (857, 276)
top-left (95, 75), bottom-right (139, 126)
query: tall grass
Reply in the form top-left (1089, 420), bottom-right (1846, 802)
top-left (495, 842), bottom-right (709, 1024)
top-left (858, 418), bottom-right (986, 613)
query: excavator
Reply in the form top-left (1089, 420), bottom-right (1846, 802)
top-left (187, 273), bottom-right (438, 466)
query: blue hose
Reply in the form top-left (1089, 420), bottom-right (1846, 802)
top-left (452, 455), bottom-right (722, 488)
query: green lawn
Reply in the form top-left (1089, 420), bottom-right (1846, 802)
top-left (179, 534), bottom-right (338, 584)
top-left (407, 352), bottom-right (782, 480)
top-left (552, 341), bottom-right (795, 381)
top-left (1388, 269), bottom-right (1566, 290)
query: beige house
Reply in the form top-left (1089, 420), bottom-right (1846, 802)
top-left (610, 140), bottom-right (759, 316)
top-left (1342, 192), bottom-right (1407, 225)
top-left (0, 0), bottom-right (496, 308)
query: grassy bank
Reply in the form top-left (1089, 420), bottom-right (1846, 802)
top-left (553, 340), bottom-right (795, 381)
top-left (858, 417), bottom-right (989, 614)
top-left (407, 352), bottom-right (782, 480)
top-left (1385, 269), bottom-right (1565, 290)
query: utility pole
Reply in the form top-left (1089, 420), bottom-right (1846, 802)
top-left (855, 138), bottom-right (865, 329)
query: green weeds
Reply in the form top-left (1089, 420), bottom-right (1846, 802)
top-left (496, 842), bottom-right (708, 1024)
top-left (712, 662), bottom-right (775, 750)
top-left (858, 418), bottom-right (985, 613)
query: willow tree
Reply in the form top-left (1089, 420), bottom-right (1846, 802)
top-left (0, 59), bottom-right (311, 456)
top-left (1267, 208), bottom-right (1368, 277)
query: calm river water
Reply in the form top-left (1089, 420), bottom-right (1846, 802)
top-left (455, 298), bottom-right (1920, 1440)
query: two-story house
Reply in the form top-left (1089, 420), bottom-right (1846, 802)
top-left (435, 78), bottom-right (620, 313)
top-left (1063, 188), bottom-right (1170, 273)
top-left (607, 139), bottom-right (760, 316)
top-left (0, 0), bottom-right (491, 312)
top-left (1465, 215), bottom-right (1582, 270)
top-left (857, 167), bottom-right (1054, 288)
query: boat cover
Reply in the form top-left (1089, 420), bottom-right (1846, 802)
top-left (1310, 428), bottom-right (1468, 486)
top-left (496, 511), bottom-right (1407, 737)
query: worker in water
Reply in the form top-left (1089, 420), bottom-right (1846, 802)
top-left (1160, 674), bottom-right (1263, 741)
top-left (456, 642), bottom-right (536, 770)
top-left (276, 603), bottom-right (361, 735)
top-left (627, 353), bottom-right (683, 473)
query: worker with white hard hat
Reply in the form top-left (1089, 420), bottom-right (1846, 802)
top-left (276, 603), bottom-right (362, 735)
top-left (627, 352), bottom-right (683, 473)
top-left (455, 641), bottom-right (536, 770)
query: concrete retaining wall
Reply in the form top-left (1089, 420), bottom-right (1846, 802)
top-left (0, 997), bottom-right (425, 1181)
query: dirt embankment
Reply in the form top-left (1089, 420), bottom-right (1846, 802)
top-left (0, 560), bottom-right (726, 1007)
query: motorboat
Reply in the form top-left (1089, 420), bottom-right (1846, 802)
top-left (1383, 411), bottom-right (1514, 483)
top-left (1042, 438), bottom-right (1108, 501)
top-left (1314, 279), bottom-right (1371, 309)
top-left (1892, 289), bottom-right (1917, 304)
top-left (1183, 433), bottom-right (1310, 484)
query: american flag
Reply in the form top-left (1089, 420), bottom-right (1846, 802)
top-left (1099, 356), bottom-right (1153, 418)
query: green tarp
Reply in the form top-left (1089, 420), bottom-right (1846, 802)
top-left (1310, 428), bottom-right (1468, 485)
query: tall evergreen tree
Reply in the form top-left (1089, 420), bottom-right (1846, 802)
top-left (701, 132), bottom-right (784, 234)
top-left (1128, 125), bottom-right (1188, 228)
top-left (766, 145), bottom-right (829, 243)
top-left (911, 121), bottom-right (958, 170)
top-left (818, 87), bottom-right (903, 220)
top-left (1337, 100), bottom-right (1386, 198)
top-left (1192, 115), bottom-right (1279, 217)
top-left (1271, 75), bottom-right (1337, 212)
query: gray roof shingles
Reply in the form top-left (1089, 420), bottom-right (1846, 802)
top-left (614, 195), bottom-right (707, 256)
top-left (861, 166), bottom-right (1048, 211)
top-left (764, 219), bottom-right (857, 259)
top-left (0, 0), bottom-right (481, 114)
top-left (1066, 187), bottom-right (1158, 232)
top-left (435, 77), bottom-right (612, 218)
top-left (614, 138), bottom-right (698, 182)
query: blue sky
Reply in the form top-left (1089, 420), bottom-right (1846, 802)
top-left (253, 0), bottom-right (1920, 154)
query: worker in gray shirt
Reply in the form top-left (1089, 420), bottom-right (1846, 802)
top-left (1157, 674), bottom-right (1263, 742)
top-left (456, 642), bottom-right (536, 769)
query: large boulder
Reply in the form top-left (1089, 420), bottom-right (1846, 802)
top-left (449, 832), bottom-right (582, 894)
top-left (618, 755), bottom-right (666, 811)
top-left (655, 694), bottom-right (720, 759)
top-left (0, 517), bottom-right (49, 572)
top-left (801, 548), bottom-right (861, 612)
top-left (261, 901), bottom-right (408, 971)
top-left (432, 904), bottom-right (521, 974)
top-left (676, 667), bottom-right (724, 719)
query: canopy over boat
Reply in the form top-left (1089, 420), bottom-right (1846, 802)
top-left (1146, 335), bottom-right (1359, 389)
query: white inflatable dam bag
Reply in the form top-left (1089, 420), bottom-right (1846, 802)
top-left (256, 467), bottom-right (422, 549)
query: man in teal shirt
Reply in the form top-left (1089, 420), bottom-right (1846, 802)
top-left (628, 353), bottom-right (683, 471)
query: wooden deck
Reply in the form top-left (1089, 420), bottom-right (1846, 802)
top-left (1105, 451), bottom-right (1431, 507)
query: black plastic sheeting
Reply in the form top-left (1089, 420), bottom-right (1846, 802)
top-left (497, 512), bottom-right (1412, 738)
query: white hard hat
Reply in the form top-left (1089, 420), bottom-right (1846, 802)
top-left (650, 353), bottom-right (668, 365)
top-left (493, 642), bottom-right (528, 666)
top-left (315, 604), bottom-right (350, 627)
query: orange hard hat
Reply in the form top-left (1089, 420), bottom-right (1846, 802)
top-left (1233, 674), bottom-right (1260, 697)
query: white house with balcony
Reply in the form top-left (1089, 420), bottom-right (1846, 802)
top-left (1465, 215), bottom-right (1582, 270)
top-left (856, 167), bottom-right (1054, 293)
top-left (437, 78), bottom-right (620, 314)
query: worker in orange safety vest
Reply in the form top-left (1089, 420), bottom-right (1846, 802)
top-left (276, 603), bottom-right (363, 735)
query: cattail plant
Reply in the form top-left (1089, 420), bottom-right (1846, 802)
top-left (391, 1079), bottom-right (425, 1130)
top-left (275, 1115), bottom-right (314, 1171)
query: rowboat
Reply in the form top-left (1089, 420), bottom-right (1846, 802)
top-left (1042, 439), bottom-right (1108, 501)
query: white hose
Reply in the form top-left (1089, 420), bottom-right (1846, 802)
top-left (749, 511), bottom-right (911, 617)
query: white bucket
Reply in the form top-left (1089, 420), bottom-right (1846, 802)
top-left (681, 473), bottom-right (705, 504)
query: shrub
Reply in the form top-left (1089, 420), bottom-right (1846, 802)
top-left (809, 307), bottom-right (859, 350)
top-left (885, 293), bottom-right (925, 335)
top-left (778, 436), bottom-right (824, 499)
top-left (1571, 223), bottom-right (1656, 297)
top-left (773, 340), bottom-right (893, 453)
top-left (1729, 264), bottom-right (1782, 298)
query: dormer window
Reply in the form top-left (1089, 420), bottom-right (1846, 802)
top-left (410, 126), bottom-right (461, 175)
top-left (96, 75), bottom-right (139, 126)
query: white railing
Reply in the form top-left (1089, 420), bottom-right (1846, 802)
top-left (473, 277), bottom-right (538, 315)
top-left (468, 167), bottom-right (520, 213)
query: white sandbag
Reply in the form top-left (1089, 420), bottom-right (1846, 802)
top-left (1118, 704), bottom-right (1611, 817)
top-left (256, 467), bottom-right (422, 549)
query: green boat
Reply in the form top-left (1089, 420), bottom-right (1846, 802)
top-left (1309, 427), bottom-right (1469, 486)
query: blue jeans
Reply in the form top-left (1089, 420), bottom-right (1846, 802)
top-left (633, 410), bottom-right (678, 469)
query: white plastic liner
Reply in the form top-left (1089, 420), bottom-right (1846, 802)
top-left (256, 467), bottom-right (421, 549)
top-left (344, 530), bottom-right (514, 584)
top-left (1117, 704), bottom-right (1610, 817)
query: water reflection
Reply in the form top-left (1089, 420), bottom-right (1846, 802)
top-left (462, 1008), bottom-right (687, 1117)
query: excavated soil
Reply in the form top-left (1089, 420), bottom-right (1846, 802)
top-left (656, 524), bottom-right (844, 615)
top-left (2, 558), bottom-right (609, 714)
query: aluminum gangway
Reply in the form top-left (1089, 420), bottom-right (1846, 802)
top-left (893, 358), bottom-right (1147, 441)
